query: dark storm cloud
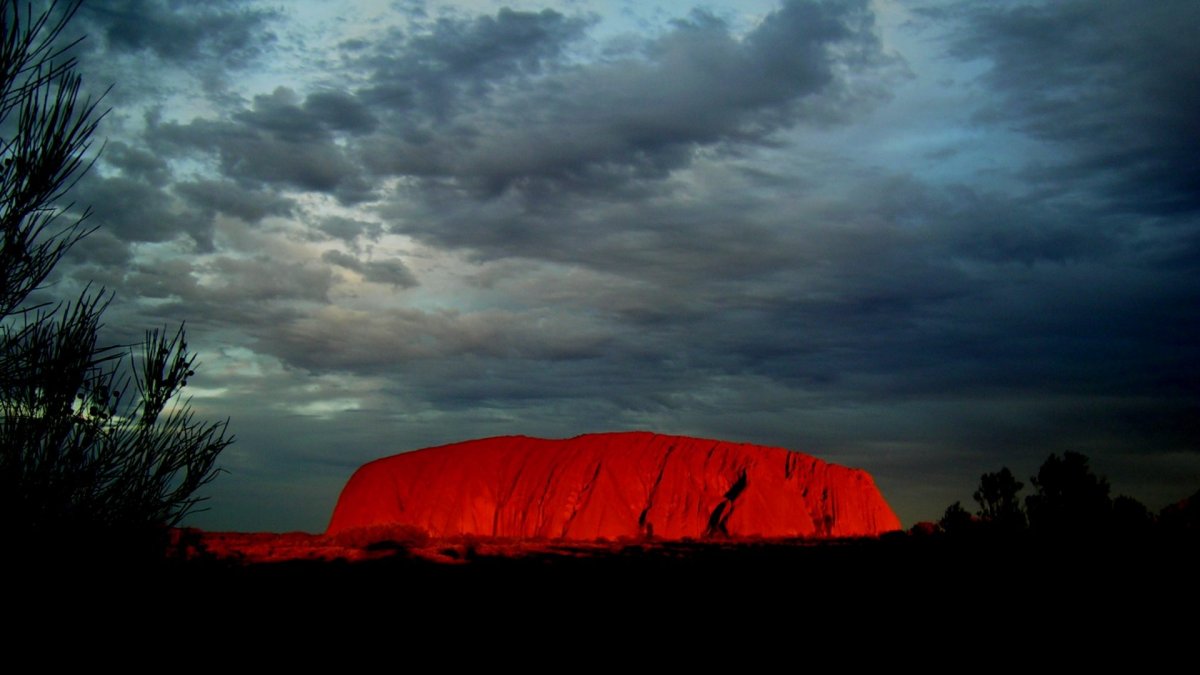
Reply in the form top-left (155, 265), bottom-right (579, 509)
top-left (739, 177), bottom-right (1197, 404)
top-left (204, 256), bottom-right (336, 304)
top-left (82, 0), bottom-right (278, 66)
top-left (261, 305), bottom-right (615, 373)
top-left (144, 86), bottom-right (378, 204)
top-left (356, 7), bottom-right (592, 118)
top-left (321, 250), bottom-right (419, 288)
top-left (120, 257), bottom-right (200, 301)
top-left (314, 216), bottom-right (383, 244)
top-left (935, 0), bottom-right (1200, 215)
top-left (70, 0), bottom-right (281, 104)
top-left (301, 91), bottom-right (380, 135)
top-left (73, 175), bottom-right (211, 247)
top-left (374, 160), bottom-right (1195, 465)
top-left (100, 141), bottom-right (170, 186)
top-left (357, 0), bottom-right (893, 198)
top-left (359, 260), bottom-right (419, 288)
top-left (136, 85), bottom-right (380, 207)
top-left (132, 1), bottom-right (894, 230)
top-left (234, 88), bottom-right (378, 141)
top-left (149, 113), bottom-right (373, 204)
top-left (68, 230), bottom-right (133, 267)
top-left (320, 250), bottom-right (362, 271)
top-left (72, 171), bottom-right (292, 252)
top-left (105, 253), bottom-right (337, 338)
top-left (175, 179), bottom-right (295, 223)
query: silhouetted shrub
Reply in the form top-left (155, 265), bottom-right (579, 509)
top-left (0, 1), bottom-right (232, 563)
top-left (1025, 452), bottom-right (1112, 536)
top-left (974, 466), bottom-right (1027, 533)
top-left (939, 501), bottom-right (976, 536)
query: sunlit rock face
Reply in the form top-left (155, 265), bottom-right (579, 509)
top-left (327, 432), bottom-right (901, 540)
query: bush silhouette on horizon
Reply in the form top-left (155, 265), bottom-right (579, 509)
top-left (1025, 451), bottom-right (1113, 537)
top-left (974, 466), bottom-right (1027, 534)
top-left (937, 451), bottom-right (1178, 542)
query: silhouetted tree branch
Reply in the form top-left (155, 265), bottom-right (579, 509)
top-left (974, 466), bottom-right (1026, 533)
top-left (0, 0), bottom-right (101, 318)
top-left (0, 0), bottom-right (232, 561)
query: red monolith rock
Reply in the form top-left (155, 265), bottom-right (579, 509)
top-left (327, 431), bottom-right (901, 540)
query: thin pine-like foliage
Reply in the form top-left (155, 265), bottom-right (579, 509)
top-left (0, 1), bottom-right (232, 557)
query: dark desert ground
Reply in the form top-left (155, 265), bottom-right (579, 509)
top-left (17, 526), bottom-right (1198, 641)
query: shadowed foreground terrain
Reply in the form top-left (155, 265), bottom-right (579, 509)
top-left (177, 528), bottom-right (1200, 605)
top-left (10, 528), bottom-right (1198, 649)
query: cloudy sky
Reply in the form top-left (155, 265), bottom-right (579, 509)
top-left (44, 0), bottom-right (1200, 531)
